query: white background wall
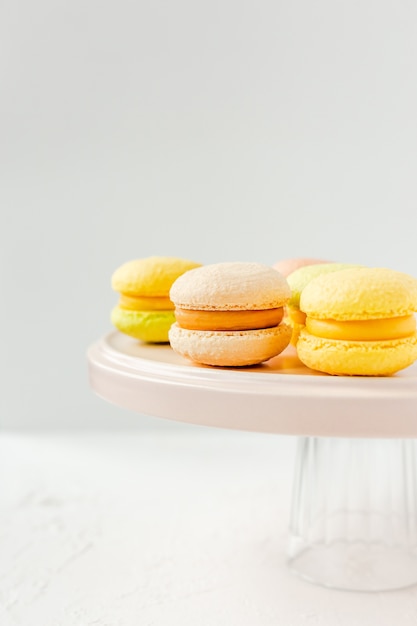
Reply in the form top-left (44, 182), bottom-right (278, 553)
top-left (2, 0), bottom-right (417, 429)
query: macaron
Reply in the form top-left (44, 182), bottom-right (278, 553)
top-left (273, 257), bottom-right (329, 278)
top-left (286, 262), bottom-right (360, 344)
top-left (169, 262), bottom-right (292, 366)
top-left (111, 256), bottom-right (202, 342)
top-left (297, 267), bottom-right (417, 376)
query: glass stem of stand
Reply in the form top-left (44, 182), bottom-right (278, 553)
top-left (287, 436), bottom-right (417, 592)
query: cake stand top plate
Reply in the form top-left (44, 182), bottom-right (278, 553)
top-left (87, 331), bottom-right (417, 438)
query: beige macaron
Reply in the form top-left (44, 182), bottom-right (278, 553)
top-left (169, 262), bottom-right (292, 366)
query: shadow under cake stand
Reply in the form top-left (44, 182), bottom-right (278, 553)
top-left (88, 331), bottom-right (417, 592)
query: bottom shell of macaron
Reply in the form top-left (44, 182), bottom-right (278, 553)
top-left (168, 323), bottom-right (291, 367)
top-left (297, 329), bottom-right (417, 376)
top-left (111, 306), bottom-right (175, 343)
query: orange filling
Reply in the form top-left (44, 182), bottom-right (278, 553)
top-left (306, 315), bottom-right (416, 341)
top-left (289, 309), bottom-right (306, 326)
top-left (175, 307), bottom-right (284, 331)
top-left (119, 294), bottom-right (173, 311)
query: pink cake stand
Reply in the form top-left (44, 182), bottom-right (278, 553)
top-left (88, 331), bottom-right (417, 592)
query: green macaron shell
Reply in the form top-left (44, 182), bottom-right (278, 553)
top-left (111, 307), bottom-right (176, 343)
top-left (287, 263), bottom-right (361, 309)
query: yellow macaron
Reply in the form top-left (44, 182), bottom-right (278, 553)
top-left (169, 262), bottom-right (292, 366)
top-left (111, 256), bottom-right (202, 342)
top-left (296, 267), bottom-right (417, 376)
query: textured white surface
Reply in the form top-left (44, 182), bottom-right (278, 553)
top-left (2, 429), bottom-right (417, 625)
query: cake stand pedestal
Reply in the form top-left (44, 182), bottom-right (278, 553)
top-left (87, 331), bottom-right (417, 592)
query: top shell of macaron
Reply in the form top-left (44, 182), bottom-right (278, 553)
top-left (111, 256), bottom-right (202, 296)
top-left (170, 262), bottom-right (291, 311)
top-left (300, 267), bottom-right (417, 320)
top-left (287, 263), bottom-right (361, 309)
top-left (273, 257), bottom-right (329, 278)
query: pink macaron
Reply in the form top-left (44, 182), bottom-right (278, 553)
top-left (273, 257), bottom-right (330, 278)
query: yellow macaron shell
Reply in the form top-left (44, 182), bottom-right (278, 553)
top-left (112, 256), bottom-right (202, 297)
top-left (296, 331), bottom-right (417, 376)
top-left (300, 268), bottom-right (417, 321)
top-left (297, 267), bottom-right (417, 375)
top-left (169, 262), bottom-right (292, 366)
top-left (111, 256), bottom-right (202, 342)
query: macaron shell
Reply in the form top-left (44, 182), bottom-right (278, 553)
top-left (297, 329), bottom-right (417, 376)
top-left (300, 268), bottom-right (417, 320)
top-left (170, 262), bottom-right (291, 311)
top-left (111, 307), bottom-right (175, 343)
top-left (287, 263), bottom-right (360, 309)
top-left (273, 257), bottom-right (329, 278)
top-left (169, 323), bottom-right (292, 367)
top-left (112, 257), bottom-right (202, 296)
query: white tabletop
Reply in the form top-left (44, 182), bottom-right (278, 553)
top-left (2, 428), bottom-right (417, 626)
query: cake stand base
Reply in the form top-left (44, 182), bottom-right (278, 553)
top-left (88, 334), bottom-right (417, 592)
top-left (288, 436), bottom-right (417, 591)
top-left (288, 542), bottom-right (417, 592)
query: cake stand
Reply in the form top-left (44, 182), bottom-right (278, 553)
top-left (87, 331), bottom-right (417, 592)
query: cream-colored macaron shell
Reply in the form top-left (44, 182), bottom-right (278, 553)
top-left (169, 323), bottom-right (292, 367)
top-left (170, 262), bottom-right (291, 310)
